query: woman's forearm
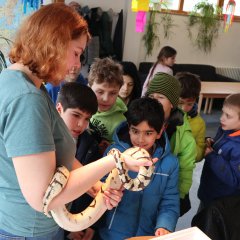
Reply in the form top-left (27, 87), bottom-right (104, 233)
top-left (48, 155), bottom-right (115, 210)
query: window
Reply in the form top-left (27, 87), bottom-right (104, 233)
top-left (162, 0), bottom-right (180, 10)
top-left (183, 0), bottom-right (218, 12)
top-left (160, 0), bottom-right (240, 20)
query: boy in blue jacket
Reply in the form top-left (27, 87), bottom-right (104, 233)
top-left (198, 93), bottom-right (240, 208)
top-left (96, 97), bottom-right (180, 239)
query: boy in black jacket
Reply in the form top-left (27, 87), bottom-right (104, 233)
top-left (56, 82), bottom-right (101, 240)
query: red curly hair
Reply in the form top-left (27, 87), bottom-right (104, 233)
top-left (9, 3), bottom-right (90, 82)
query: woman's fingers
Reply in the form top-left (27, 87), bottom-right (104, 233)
top-left (122, 153), bottom-right (157, 172)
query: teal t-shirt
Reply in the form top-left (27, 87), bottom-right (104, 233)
top-left (0, 69), bottom-right (76, 237)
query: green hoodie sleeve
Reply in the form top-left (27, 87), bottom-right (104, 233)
top-left (170, 114), bottom-right (197, 199)
top-left (188, 115), bottom-right (206, 162)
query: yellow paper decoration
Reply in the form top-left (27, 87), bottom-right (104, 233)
top-left (132, 0), bottom-right (138, 12)
top-left (138, 0), bottom-right (149, 12)
top-left (132, 0), bottom-right (149, 12)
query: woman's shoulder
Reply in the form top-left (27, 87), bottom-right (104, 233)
top-left (0, 69), bottom-right (45, 100)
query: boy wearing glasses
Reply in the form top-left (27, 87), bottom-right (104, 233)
top-left (95, 97), bottom-right (180, 239)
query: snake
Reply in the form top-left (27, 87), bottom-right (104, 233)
top-left (42, 147), bottom-right (154, 232)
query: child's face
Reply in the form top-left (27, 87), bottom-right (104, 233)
top-left (163, 55), bottom-right (176, 67)
top-left (179, 98), bottom-right (196, 113)
top-left (220, 105), bottom-right (240, 131)
top-left (129, 121), bottom-right (163, 153)
top-left (119, 75), bottom-right (134, 100)
top-left (56, 103), bottom-right (91, 139)
top-left (65, 65), bottom-right (81, 82)
top-left (91, 82), bottom-right (120, 112)
top-left (149, 93), bottom-right (173, 120)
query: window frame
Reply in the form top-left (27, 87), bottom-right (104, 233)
top-left (163, 0), bottom-right (240, 22)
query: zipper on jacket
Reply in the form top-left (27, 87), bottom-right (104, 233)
top-left (108, 206), bottom-right (118, 229)
top-left (213, 131), bottom-right (225, 149)
top-left (134, 190), bottom-right (144, 236)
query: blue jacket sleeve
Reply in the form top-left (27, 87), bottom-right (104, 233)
top-left (155, 156), bottom-right (180, 232)
top-left (206, 149), bottom-right (240, 188)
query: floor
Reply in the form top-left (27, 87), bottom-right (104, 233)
top-left (176, 109), bottom-right (222, 231)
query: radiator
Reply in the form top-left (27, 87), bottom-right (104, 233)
top-left (216, 67), bottom-right (240, 81)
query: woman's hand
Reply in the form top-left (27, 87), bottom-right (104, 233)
top-left (122, 152), bottom-right (158, 172)
top-left (103, 187), bottom-right (124, 210)
top-left (155, 228), bottom-right (171, 236)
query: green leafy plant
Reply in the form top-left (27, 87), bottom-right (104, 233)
top-left (142, 1), bottom-right (175, 57)
top-left (187, 0), bottom-right (222, 53)
top-left (160, 11), bottom-right (176, 39)
top-left (142, 10), bottom-right (160, 57)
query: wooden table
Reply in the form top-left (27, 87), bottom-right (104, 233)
top-left (198, 81), bottom-right (240, 114)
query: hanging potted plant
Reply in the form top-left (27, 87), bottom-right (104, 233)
top-left (142, 1), bottom-right (175, 57)
top-left (160, 10), bottom-right (176, 39)
top-left (187, 0), bottom-right (222, 53)
top-left (142, 10), bottom-right (160, 57)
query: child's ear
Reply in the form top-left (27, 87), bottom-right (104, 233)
top-left (56, 102), bottom-right (63, 114)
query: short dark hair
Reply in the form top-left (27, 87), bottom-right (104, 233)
top-left (126, 97), bottom-right (164, 133)
top-left (175, 72), bottom-right (201, 99)
top-left (57, 82), bottom-right (98, 115)
top-left (224, 93), bottom-right (240, 118)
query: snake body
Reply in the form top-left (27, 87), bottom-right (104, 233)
top-left (43, 147), bottom-right (153, 232)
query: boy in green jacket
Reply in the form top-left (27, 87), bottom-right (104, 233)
top-left (88, 57), bottom-right (127, 155)
top-left (146, 72), bottom-right (197, 216)
top-left (176, 72), bottom-right (206, 162)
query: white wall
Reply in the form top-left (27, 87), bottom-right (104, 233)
top-left (65, 0), bottom-right (240, 69)
top-left (65, 0), bottom-right (126, 12)
top-left (124, 1), bottom-right (240, 68)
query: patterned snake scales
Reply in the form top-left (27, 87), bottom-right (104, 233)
top-left (42, 147), bottom-right (154, 232)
